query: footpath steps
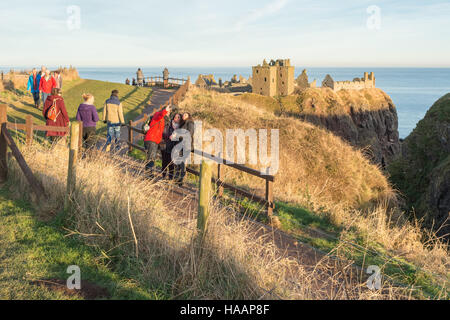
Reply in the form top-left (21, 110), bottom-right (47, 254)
top-left (120, 88), bottom-right (176, 143)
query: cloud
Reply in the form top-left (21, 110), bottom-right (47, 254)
top-left (235, 0), bottom-right (289, 31)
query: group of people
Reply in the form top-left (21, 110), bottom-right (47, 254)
top-left (144, 106), bottom-right (195, 186)
top-left (27, 66), bottom-right (63, 109)
top-left (26, 66), bottom-right (125, 151)
top-left (26, 66), bottom-right (193, 185)
top-left (125, 68), bottom-right (146, 87)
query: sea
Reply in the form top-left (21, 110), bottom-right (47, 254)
top-left (3, 66), bottom-right (450, 139)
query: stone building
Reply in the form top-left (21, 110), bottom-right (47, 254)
top-left (252, 59), bottom-right (295, 97)
top-left (296, 69), bottom-right (317, 91)
top-left (322, 72), bottom-right (376, 91)
top-left (195, 74), bottom-right (217, 88)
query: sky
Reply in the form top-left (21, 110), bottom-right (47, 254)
top-left (1, 0), bottom-right (450, 67)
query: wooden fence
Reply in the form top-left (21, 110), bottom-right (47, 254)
top-left (125, 78), bottom-right (276, 216)
top-left (0, 105), bottom-right (72, 200)
top-left (6, 114), bottom-right (83, 151)
top-left (133, 76), bottom-right (188, 88)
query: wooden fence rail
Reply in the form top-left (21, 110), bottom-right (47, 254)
top-left (124, 80), bottom-right (276, 216)
top-left (137, 76), bottom-right (188, 88)
top-left (6, 118), bottom-right (79, 149)
top-left (0, 104), bottom-right (80, 203)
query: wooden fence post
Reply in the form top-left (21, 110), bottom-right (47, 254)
top-left (217, 162), bottom-right (224, 198)
top-left (128, 120), bottom-right (134, 153)
top-left (197, 160), bottom-right (212, 243)
top-left (2, 123), bottom-right (46, 202)
top-left (25, 115), bottom-right (33, 145)
top-left (65, 121), bottom-right (80, 210)
top-left (266, 178), bottom-right (274, 218)
top-left (0, 105), bottom-right (8, 182)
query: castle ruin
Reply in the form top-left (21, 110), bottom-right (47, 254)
top-left (195, 74), bottom-right (218, 88)
top-left (322, 72), bottom-right (376, 91)
top-left (252, 59), bottom-right (295, 97)
top-left (296, 69), bottom-right (317, 91)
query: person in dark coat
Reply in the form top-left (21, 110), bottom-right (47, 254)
top-left (26, 68), bottom-right (41, 109)
top-left (173, 112), bottom-right (195, 186)
top-left (42, 88), bottom-right (70, 143)
top-left (76, 93), bottom-right (99, 151)
top-left (161, 113), bottom-right (182, 180)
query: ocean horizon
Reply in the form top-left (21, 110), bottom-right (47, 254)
top-left (2, 66), bottom-right (449, 139)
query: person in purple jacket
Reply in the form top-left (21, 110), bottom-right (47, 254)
top-left (76, 93), bottom-right (100, 151)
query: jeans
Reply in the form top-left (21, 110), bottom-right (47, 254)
top-left (144, 141), bottom-right (159, 171)
top-left (41, 92), bottom-right (50, 107)
top-left (105, 123), bottom-right (121, 149)
top-left (32, 92), bottom-right (40, 107)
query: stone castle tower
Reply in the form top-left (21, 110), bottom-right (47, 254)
top-left (252, 59), bottom-right (295, 97)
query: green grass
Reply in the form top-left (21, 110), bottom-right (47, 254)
top-left (233, 196), bottom-right (449, 299)
top-left (0, 186), bottom-right (163, 300)
top-left (62, 79), bottom-right (152, 136)
top-left (2, 79), bottom-right (152, 137)
top-left (388, 93), bottom-right (450, 230)
top-left (129, 140), bottom-right (147, 161)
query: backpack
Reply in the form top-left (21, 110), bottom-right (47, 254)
top-left (47, 98), bottom-right (61, 122)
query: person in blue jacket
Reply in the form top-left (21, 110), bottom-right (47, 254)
top-left (27, 68), bottom-right (41, 109)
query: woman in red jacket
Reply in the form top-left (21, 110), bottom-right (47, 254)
top-left (39, 71), bottom-right (56, 108)
top-left (144, 105), bottom-right (171, 174)
top-left (42, 88), bottom-right (70, 143)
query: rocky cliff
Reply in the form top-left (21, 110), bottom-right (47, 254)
top-left (389, 93), bottom-right (450, 239)
top-left (235, 88), bottom-right (401, 166)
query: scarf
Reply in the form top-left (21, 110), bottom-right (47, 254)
top-left (172, 121), bottom-right (180, 130)
top-left (33, 74), bottom-right (38, 90)
top-left (106, 95), bottom-right (121, 106)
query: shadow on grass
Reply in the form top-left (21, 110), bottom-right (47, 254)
top-left (0, 187), bottom-right (158, 300)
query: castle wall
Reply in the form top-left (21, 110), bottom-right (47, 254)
top-left (252, 66), bottom-right (277, 97)
top-left (277, 65), bottom-right (295, 96)
top-left (323, 72), bottom-right (376, 91)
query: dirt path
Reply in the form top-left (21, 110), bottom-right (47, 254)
top-left (120, 88), bottom-right (176, 143)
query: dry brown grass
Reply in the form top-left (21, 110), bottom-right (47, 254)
top-left (182, 87), bottom-right (392, 210)
top-left (4, 141), bottom-right (413, 300)
top-left (234, 87), bottom-right (395, 116)
top-left (179, 87), bottom-right (449, 279)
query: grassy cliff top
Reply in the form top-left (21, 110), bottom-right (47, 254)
top-left (180, 88), bottom-right (449, 294)
top-left (1, 79), bottom-right (152, 136)
top-left (403, 93), bottom-right (450, 165)
top-left (181, 87), bottom-right (393, 210)
top-left (234, 88), bottom-right (395, 116)
top-left (389, 93), bottom-right (450, 228)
